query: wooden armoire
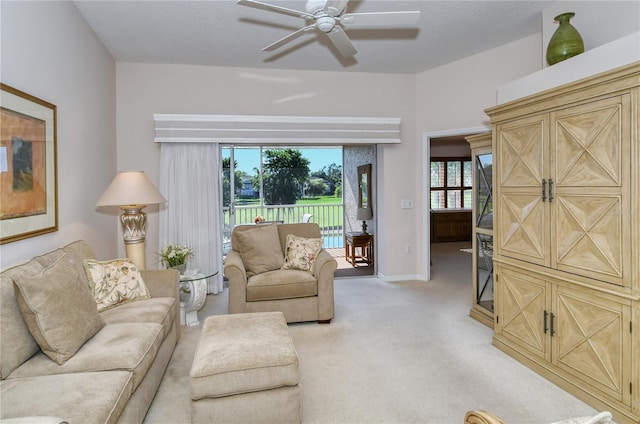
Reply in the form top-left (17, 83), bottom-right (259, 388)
top-left (486, 62), bottom-right (639, 424)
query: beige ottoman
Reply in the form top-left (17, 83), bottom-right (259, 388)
top-left (190, 312), bottom-right (302, 424)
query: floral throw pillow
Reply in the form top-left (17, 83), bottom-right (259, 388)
top-left (281, 234), bottom-right (323, 273)
top-left (83, 259), bottom-right (151, 312)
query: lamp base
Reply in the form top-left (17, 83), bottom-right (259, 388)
top-left (361, 220), bottom-right (368, 234)
top-left (125, 241), bottom-right (146, 270)
top-left (120, 206), bottom-right (148, 269)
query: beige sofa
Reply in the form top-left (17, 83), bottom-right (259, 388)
top-left (224, 223), bottom-right (337, 323)
top-left (0, 240), bottom-right (180, 424)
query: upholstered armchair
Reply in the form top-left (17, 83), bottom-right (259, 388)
top-left (224, 223), bottom-right (338, 323)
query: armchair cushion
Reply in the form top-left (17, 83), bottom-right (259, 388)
top-left (281, 234), bottom-right (323, 273)
top-left (233, 223), bottom-right (284, 277)
top-left (247, 270), bottom-right (317, 302)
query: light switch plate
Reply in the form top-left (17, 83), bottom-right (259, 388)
top-left (401, 199), bottom-right (413, 209)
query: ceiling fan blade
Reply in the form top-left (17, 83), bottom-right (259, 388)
top-left (325, 26), bottom-right (357, 57)
top-left (237, 0), bottom-right (315, 20)
top-left (263, 25), bottom-right (316, 51)
top-left (340, 11), bottom-right (421, 28)
top-left (324, 0), bottom-right (348, 17)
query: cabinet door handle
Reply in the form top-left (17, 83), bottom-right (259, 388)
top-left (548, 178), bottom-right (554, 203)
top-left (542, 179), bottom-right (547, 202)
top-left (543, 310), bottom-right (548, 334)
top-left (550, 312), bottom-right (556, 337)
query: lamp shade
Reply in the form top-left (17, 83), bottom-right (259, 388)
top-left (357, 208), bottom-right (373, 221)
top-left (96, 171), bottom-right (166, 207)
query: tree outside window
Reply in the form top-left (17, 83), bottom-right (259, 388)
top-left (258, 149), bottom-right (311, 205)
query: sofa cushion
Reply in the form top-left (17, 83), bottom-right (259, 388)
top-left (31, 249), bottom-right (65, 269)
top-left (32, 240), bottom-right (97, 292)
top-left (0, 371), bottom-right (133, 424)
top-left (233, 224), bottom-right (284, 277)
top-left (8, 322), bottom-right (164, 392)
top-left (100, 297), bottom-right (176, 339)
top-left (247, 269), bottom-right (317, 301)
top-left (61, 240), bottom-right (97, 288)
top-left (13, 255), bottom-right (105, 365)
top-left (83, 258), bottom-right (151, 312)
top-left (281, 234), bottom-right (323, 273)
top-left (0, 262), bottom-right (44, 379)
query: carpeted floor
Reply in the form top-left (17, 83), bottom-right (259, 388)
top-left (144, 242), bottom-right (599, 423)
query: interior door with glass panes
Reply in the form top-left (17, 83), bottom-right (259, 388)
top-left (475, 151), bottom-right (493, 314)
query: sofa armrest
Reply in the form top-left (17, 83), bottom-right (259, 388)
top-left (313, 249), bottom-right (337, 280)
top-left (224, 250), bottom-right (248, 314)
top-left (140, 269), bottom-right (179, 300)
top-left (314, 249), bottom-right (337, 321)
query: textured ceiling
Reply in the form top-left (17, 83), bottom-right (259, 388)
top-left (74, 0), bottom-right (552, 74)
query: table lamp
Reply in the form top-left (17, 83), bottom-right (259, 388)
top-left (357, 208), bottom-right (373, 234)
top-left (96, 171), bottom-right (166, 269)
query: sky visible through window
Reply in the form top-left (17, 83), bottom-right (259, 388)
top-left (230, 147), bottom-right (342, 174)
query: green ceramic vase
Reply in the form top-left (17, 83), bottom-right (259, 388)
top-left (546, 12), bottom-right (585, 66)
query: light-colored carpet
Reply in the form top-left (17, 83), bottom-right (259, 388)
top-left (144, 242), bottom-right (599, 424)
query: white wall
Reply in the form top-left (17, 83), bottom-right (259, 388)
top-left (414, 33), bottom-right (543, 278)
top-left (115, 64), bottom-right (416, 275)
top-left (0, 1), bottom-right (117, 268)
top-left (115, 35), bottom-right (548, 280)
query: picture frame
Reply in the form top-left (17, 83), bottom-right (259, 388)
top-left (1, 83), bottom-right (58, 244)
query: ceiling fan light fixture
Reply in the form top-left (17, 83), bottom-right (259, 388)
top-left (316, 16), bottom-right (336, 33)
top-left (238, 0), bottom-right (421, 59)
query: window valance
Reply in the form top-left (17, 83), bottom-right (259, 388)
top-left (153, 114), bottom-right (401, 144)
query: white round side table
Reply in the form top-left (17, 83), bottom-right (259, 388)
top-left (179, 270), bottom-right (218, 327)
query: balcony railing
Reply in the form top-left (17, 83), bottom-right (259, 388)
top-left (223, 203), bottom-right (345, 250)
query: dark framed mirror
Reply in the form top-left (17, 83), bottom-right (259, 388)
top-left (357, 164), bottom-right (372, 209)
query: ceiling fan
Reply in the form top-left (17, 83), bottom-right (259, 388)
top-left (237, 0), bottom-right (421, 57)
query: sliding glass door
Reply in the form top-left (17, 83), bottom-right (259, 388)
top-left (221, 146), bottom-right (344, 252)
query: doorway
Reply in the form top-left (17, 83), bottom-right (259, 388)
top-left (422, 127), bottom-right (488, 280)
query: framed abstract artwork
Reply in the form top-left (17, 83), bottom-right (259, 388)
top-left (1, 83), bottom-right (58, 244)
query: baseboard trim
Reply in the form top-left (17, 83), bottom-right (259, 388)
top-left (377, 273), bottom-right (427, 282)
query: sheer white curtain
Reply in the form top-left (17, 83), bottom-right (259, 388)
top-left (158, 143), bottom-right (223, 294)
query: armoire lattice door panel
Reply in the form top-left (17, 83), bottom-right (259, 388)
top-left (554, 287), bottom-right (628, 403)
top-left (499, 193), bottom-right (547, 266)
top-left (498, 117), bottom-right (545, 188)
top-left (551, 95), bottom-right (630, 286)
top-left (499, 270), bottom-right (548, 360)
top-left (554, 195), bottom-right (622, 280)
top-left (553, 97), bottom-right (623, 188)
